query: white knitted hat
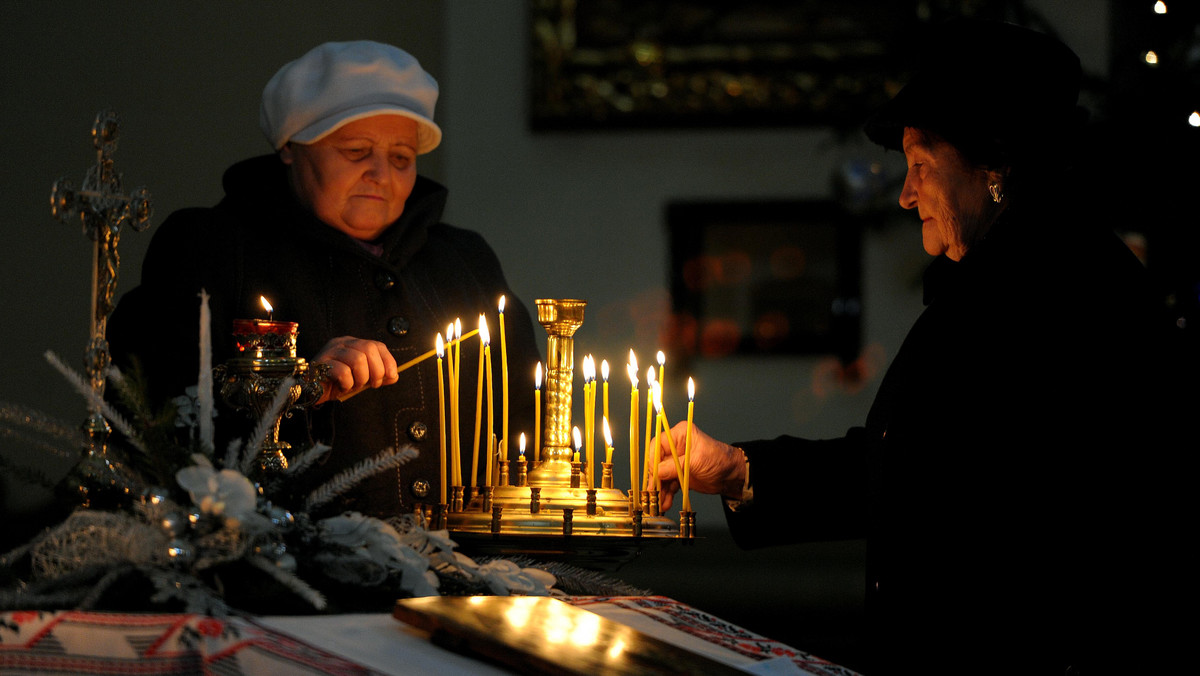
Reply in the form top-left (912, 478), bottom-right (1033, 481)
top-left (260, 40), bottom-right (442, 154)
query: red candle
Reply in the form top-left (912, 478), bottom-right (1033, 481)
top-left (233, 297), bottom-right (298, 359)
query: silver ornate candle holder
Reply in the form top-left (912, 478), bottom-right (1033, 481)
top-left (214, 319), bottom-right (328, 475)
top-left (446, 299), bottom-right (683, 569)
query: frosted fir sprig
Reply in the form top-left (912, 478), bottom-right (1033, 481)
top-left (305, 445), bottom-right (418, 512)
top-left (247, 554), bottom-right (327, 610)
top-left (44, 350), bottom-right (148, 456)
top-left (285, 442), bottom-right (332, 476)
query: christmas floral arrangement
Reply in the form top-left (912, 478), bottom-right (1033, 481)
top-left (0, 344), bottom-right (586, 615)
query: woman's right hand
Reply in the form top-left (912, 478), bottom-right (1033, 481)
top-left (312, 336), bottom-right (399, 405)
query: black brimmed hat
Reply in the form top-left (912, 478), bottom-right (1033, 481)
top-left (864, 19), bottom-right (1084, 165)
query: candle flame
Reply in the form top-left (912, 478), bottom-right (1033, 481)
top-left (519, 432), bottom-right (526, 455)
top-left (572, 426), bottom-right (582, 451)
top-left (628, 349), bottom-right (638, 372)
top-left (436, 333), bottom-right (445, 358)
top-left (446, 322), bottom-right (455, 344)
top-left (583, 355), bottom-right (594, 382)
top-left (535, 362), bottom-right (543, 389)
top-left (603, 417), bottom-right (613, 447)
top-left (454, 318), bottom-right (462, 340)
top-left (688, 376), bottom-right (695, 401)
top-left (498, 295), bottom-right (506, 313)
top-left (627, 363), bottom-right (639, 387)
top-left (651, 380), bottom-right (663, 411)
top-left (645, 365), bottom-right (656, 386)
top-left (657, 350), bottom-right (665, 367)
top-left (260, 296), bottom-right (273, 314)
top-left (479, 314), bottom-right (490, 345)
top-left (601, 359), bottom-right (609, 382)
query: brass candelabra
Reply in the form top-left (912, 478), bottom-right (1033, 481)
top-left (445, 299), bottom-right (685, 567)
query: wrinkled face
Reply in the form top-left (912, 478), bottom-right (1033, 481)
top-left (280, 115), bottom-right (419, 241)
top-left (899, 127), bottom-right (1002, 261)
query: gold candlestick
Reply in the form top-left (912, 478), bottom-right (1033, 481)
top-left (528, 299), bottom-right (586, 486)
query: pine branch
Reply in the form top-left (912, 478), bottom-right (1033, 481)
top-left (0, 401), bottom-right (81, 445)
top-left (284, 442), bottom-right (331, 477)
top-left (44, 351), bottom-right (148, 456)
top-left (246, 555), bottom-right (327, 610)
top-left (305, 446), bottom-right (418, 512)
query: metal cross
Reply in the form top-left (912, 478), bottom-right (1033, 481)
top-left (50, 110), bottom-right (152, 458)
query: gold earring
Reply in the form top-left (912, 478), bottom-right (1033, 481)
top-left (988, 183), bottom-right (1003, 204)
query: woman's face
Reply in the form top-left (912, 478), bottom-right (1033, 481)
top-left (280, 115), bottom-right (420, 241)
top-left (899, 127), bottom-right (1003, 261)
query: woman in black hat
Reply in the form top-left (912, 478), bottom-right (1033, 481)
top-left (655, 20), bottom-right (1191, 674)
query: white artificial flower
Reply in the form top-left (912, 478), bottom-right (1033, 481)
top-left (176, 465), bottom-right (258, 524)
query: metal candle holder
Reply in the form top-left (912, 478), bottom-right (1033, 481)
top-left (447, 299), bottom-right (684, 568)
top-left (214, 319), bottom-right (328, 475)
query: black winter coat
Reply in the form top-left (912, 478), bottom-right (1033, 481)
top-left (724, 194), bottom-right (1194, 675)
top-left (110, 155), bottom-right (542, 517)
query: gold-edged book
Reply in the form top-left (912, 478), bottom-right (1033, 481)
top-left (393, 596), bottom-right (747, 676)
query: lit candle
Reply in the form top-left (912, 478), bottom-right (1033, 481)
top-left (601, 359), bottom-right (610, 438)
top-left (484, 315), bottom-right (495, 488)
top-left (518, 432), bottom-right (528, 487)
top-left (573, 426), bottom-right (583, 465)
top-left (651, 380), bottom-right (685, 494)
top-left (451, 320), bottom-right (462, 487)
top-left (534, 362), bottom-right (543, 463)
top-left (471, 316), bottom-right (487, 490)
top-left (627, 357), bottom-right (639, 498)
top-left (603, 416), bottom-right (614, 465)
top-left (684, 377), bottom-right (695, 513)
top-left (232, 296), bottom-right (298, 360)
top-left (498, 295), bottom-right (509, 460)
top-left (436, 333), bottom-right (447, 504)
top-left (583, 355), bottom-right (596, 489)
top-left (643, 365), bottom-right (655, 490)
top-left (657, 350), bottom-right (666, 395)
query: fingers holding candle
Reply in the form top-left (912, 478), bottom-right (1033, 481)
top-left (313, 335), bottom-right (400, 404)
top-left (653, 422), bottom-right (746, 512)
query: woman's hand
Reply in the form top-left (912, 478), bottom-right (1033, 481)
top-left (313, 336), bottom-right (399, 404)
top-left (652, 422), bottom-right (746, 512)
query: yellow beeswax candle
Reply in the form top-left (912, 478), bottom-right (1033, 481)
top-left (627, 359), bottom-right (639, 497)
top-left (684, 377), bottom-right (695, 513)
top-left (437, 333), bottom-right (447, 503)
top-left (498, 295), bottom-right (508, 458)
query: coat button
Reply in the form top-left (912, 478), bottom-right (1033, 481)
top-left (388, 316), bottom-right (410, 337)
top-left (374, 270), bottom-right (396, 290)
top-left (408, 421), bottom-right (428, 442)
top-left (410, 479), bottom-right (430, 498)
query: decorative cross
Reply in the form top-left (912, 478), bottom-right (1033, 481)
top-left (50, 110), bottom-right (152, 454)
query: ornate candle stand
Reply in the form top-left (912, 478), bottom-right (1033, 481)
top-left (214, 319), bottom-right (328, 475)
top-left (50, 110), bottom-right (152, 507)
top-left (447, 299), bottom-right (682, 569)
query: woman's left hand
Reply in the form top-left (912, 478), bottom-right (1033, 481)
top-left (313, 335), bottom-right (399, 404)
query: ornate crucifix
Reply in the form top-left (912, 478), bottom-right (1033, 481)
top-left (50, 110), bottom-right (152, 494)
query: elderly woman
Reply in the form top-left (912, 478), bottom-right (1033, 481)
top-left (110, 41), bottom-right (540, 517)
top-left (654, 21), bottom-right (1189, 674)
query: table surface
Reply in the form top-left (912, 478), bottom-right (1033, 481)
top-left (0, 596), bottom-right (861, 675)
